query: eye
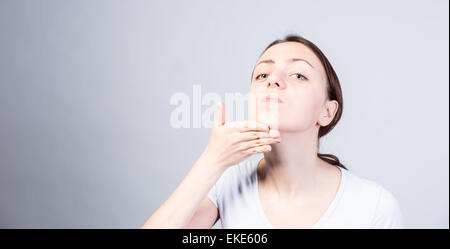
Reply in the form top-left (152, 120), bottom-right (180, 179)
top-left (255, 74), bottom-right (268, 80)
top-left (290, 73), bottom-right (308, 80)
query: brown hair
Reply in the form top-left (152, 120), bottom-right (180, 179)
top-left (253, 34), bottom-right (347, 170)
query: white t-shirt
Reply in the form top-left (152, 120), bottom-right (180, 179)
top-left (207, 157), bottom-right (404, 229)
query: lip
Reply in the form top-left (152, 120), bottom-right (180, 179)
top-left (261, 94), bottom-right (284, 103)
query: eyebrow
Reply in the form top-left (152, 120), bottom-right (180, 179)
top-left (255, 58), bottom-right (314, 69)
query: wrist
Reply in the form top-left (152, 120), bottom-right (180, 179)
top-left (196, 152), bottom-right (227, 175)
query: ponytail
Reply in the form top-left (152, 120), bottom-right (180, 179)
top-left (317, 153), bottom-right (347, 170)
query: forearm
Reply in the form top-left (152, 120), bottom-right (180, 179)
top-left (141, 154), bottom-right (225, 229)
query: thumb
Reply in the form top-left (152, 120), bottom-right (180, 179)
top-left (213, 102), bottom-right (225, 127)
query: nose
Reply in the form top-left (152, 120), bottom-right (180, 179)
top-left (267, 73), bottom-right (285, 89)
top-left (268, 81), bottom-right (280, 88)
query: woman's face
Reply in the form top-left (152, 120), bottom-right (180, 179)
top-left (249, 41), bottom-right (334, 132)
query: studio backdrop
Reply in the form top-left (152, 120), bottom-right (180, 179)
top-left (0, 0), bottom-right (448, 228)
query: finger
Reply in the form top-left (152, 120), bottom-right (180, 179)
top-left (240, 137), bottom-right (280, 150)
top-left (213, 102), bottom-right (225, 127)
top-left (224, 120), bottom-right (269, 132)
top-left (234, 131), bottom-right (280, 143)
top-left (245, 144), bottom-right (272, 155)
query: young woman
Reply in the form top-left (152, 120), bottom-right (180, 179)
top-left (142, 34), bottom-right (404, 229)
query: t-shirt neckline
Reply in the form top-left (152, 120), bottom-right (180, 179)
top-left (253, 158), bottom-right (347, 229)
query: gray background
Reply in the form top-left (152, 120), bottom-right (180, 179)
top-left (0, 0), bottom-right (448, 229)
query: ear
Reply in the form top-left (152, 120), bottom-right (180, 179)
top-left (318, 100), bottom-right (339, 127)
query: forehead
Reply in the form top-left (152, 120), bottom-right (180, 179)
top-left (257, 42), bottom-right (322, 70)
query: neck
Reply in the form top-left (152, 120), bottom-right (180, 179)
top-left (258, 126), bottom-right (333, 198)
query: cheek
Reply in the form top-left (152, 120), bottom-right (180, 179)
top-left (289, 90), bottom-right (320, 116)
top-left (286, 96), bottom-right (319, 127)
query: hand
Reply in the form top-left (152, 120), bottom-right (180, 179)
top-left (201, 102), bottom-right (280, 170)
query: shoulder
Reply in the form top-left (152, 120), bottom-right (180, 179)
top-left (343, 170), bottom-right (383, 197)
top-left (371, 183), bottom-right (404, 228)
top-left (342, 170), bottom-right (404, 228)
